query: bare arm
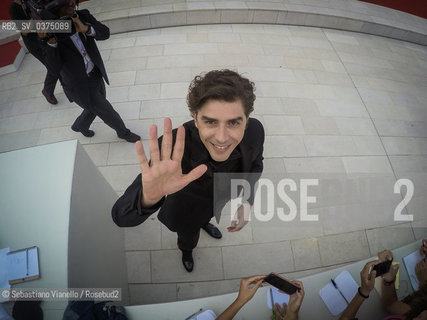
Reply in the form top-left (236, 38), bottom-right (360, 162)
top-left (216, 275), bottom-right (265, 320)
top-left (378, 250), bottom-right (411, 315)
top-left (339, 260), bottom-right (378, 320)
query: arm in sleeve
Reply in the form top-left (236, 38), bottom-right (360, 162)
top-left (246, 121), bottom-right (264, 206)
top-left (43, 42), bottom-right (62, 78)
top-left (249, 118), bottom-right (265, 174)
top-left (9, 3), bottom-right (27, 21)
top-left (86, 26), bottom-right (96, 37)
top-left (111, 173), bottom-right (165, 227)
top-left (79, 9), bottom-right (109, 41)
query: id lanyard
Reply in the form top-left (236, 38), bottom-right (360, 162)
top-left (70, 32), bottom-right (94, 74)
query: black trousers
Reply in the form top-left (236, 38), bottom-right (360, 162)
top-left (71, 68), bottom-right (129, 136)
top-left (177, 229), bottom-right (201, 252)
top-left (22, 36), bottom-right (59, 96)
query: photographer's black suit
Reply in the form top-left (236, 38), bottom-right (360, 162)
top-left (45, 9), bottom-right (129, 136)
top-left (9, 2), bottom-right (60, 98)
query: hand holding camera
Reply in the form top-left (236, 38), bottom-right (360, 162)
top-left (70, 15), bottom-right (89, 33)
top-left (26, 0), bottom-right (82, 42)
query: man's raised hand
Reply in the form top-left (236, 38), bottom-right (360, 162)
top-left (136, 118), bottom-right (207, 207)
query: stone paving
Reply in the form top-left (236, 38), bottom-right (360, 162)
top-left (0, 0), bottom-right (426, 305)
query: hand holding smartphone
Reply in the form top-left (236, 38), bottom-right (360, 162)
top-left (369, 259), bottom-right (393, 279)
top-left (264, 273), bottom-right (301, 294)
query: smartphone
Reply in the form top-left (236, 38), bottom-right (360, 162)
top-left (264, 273), bottom-right (300, 294)
top-left (372, 259), bottom-right (392, 277)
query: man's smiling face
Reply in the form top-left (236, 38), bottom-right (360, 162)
top-left (193, 99), bottom-right (248, 162)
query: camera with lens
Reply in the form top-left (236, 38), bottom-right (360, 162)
top-left (21, 0), bottom-right (80, 41)
top-left (21, 0), bottom-right (78, 19)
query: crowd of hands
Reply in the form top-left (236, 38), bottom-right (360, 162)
top-left (216, 242), bottom-right (427, 320)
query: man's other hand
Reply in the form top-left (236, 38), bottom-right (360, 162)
top-left (228, 203), bottom-right (250, 232)
top-left (71, 15), bottom-right (89, 33)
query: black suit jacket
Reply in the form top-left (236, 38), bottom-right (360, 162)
top-left (45, 9), bottom-right (109, 106)
top-left (111, 118), bottom-right (265, 233)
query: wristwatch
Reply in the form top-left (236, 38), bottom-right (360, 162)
top-left (85, 23), bottom-right (92, 34)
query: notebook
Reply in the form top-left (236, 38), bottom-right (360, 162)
top-left (403, 249), bottom-right (423, 291)
top-left (319, 270), bottom-right (358, 316)
top-left (266, 286), bottom-right (290, 309)
top-left (7, 246), bottom-right (40, 284)
top-left (185, 309), bottom-right (216, 320)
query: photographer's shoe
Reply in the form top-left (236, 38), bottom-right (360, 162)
top-left (117, 131), bottom-right (140, 143)
top-left (71, 124), bottom-right (95, 137)
top-left (202, 223), bottom-right (222, 239)
top-left (182, 250), bottom-right (194, 272)
top-left (42, 89), bottom-right (58, 105)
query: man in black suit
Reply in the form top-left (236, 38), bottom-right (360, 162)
top-left (9, 0), bottom-right (60, 104)
top-left (112, 70), bottom-right (264, 272)
top-left (43, 0), bottom-right (139, 142)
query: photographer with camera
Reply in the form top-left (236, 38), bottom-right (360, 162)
top-left (42, 0), bottom-right (140, 142)
top-left (9, 0), bottom-right (60, 104)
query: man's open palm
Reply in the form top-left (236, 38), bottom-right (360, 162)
top-left (136, 118), bottom-right (207, 207)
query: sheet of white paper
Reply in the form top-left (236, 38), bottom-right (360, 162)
top-left (319, 270), bottom-right (358, 316)
top-left (7, 247), bottom-right (39, 282)
top-left (266, 286), bottom-right (290, 309)
top-left (187, 309), bottom-right (217, 320)
top-left (319, 282), bottom-right (347, 316)
top-left (7, 250), bottom-right (27, 282)
top-left (335, 270), bottom-right (358, 302)
top-left (195, 310), bottom-right (216, 320)
top-left (403, 250), bottom-right (423, 291)
top-left (0, 247), bottom-right (11, 303)
top-left (27, 247), bottom-right (39, 277)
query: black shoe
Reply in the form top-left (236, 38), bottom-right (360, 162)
top-left (71, 124), bottom-right (95, 137)
top-left (202, 223), bottom-right (222, 239)
top-left (181, 250), bottom-right (194, 272)
top-left (118, 131), bottom-right (140, 143)
top-left (42, 89), bottom-right (58, 105)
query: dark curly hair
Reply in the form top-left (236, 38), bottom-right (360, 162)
top-left (187, 69), bottom-right (256, 117)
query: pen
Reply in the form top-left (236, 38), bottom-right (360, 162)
top-left (269, 288), bottom-right (276, 320)
top-left (26, 248), bottom-right (29, 276)
top-left (185, 308), bottom-right (202, 320)
top-left (331, 279), bottom-right (349, 304)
